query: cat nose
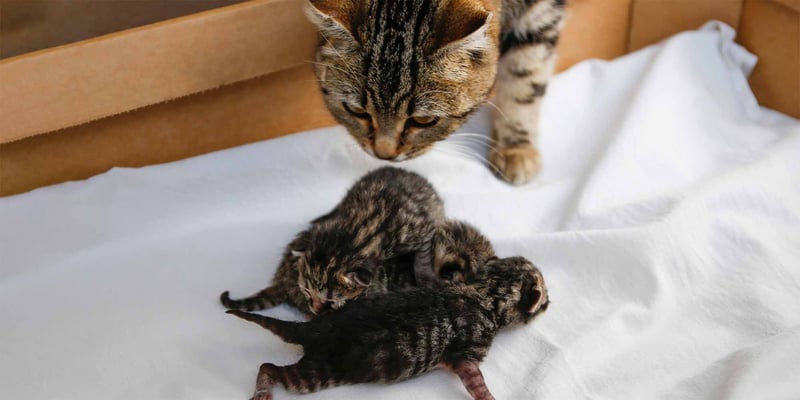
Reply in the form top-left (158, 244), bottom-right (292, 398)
top-left (310, 299), bottom-right (325, 314)
top-left (373, 137), bottom-right (399, 160)
top-left (310, 299), bottom-right (332, 314)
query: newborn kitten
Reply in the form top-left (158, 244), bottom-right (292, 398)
top-left (227, 256), bottom-right (549, 400)
top-left (430, 219), bottom-right (496, 282)
top-left (221, 166), bottom-right (445, 315)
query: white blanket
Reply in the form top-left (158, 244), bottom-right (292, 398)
top-left (2, 22), bottom-right (799, 400)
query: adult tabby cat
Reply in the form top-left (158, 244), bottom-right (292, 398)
top-left (306, 0), bottom-right (565, 184)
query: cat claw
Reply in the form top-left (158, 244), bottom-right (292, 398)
top-left (489, 144), bottom-right (541, 185)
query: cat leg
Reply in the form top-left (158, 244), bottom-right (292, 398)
top-left (226, 310), bottom-right (306, 345)
top-left (220, 285), bottom-right (289, 311)
top-left (259, 359), bottom-right (340, 397)
top-left (490, 0), bottom-right (565, 185)
top-left (449, 361), bottom-right (496, 400)
top-left (250, 363), bottom-right (278, 400)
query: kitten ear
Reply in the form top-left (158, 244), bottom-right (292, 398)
top-left (519, 277), bottom-right (549, 315)
top-left (345, 267), bottom-right (373, 287)
top-left (305, 0), bottom-right (361, 42)
top-left (435, 4), bottom-right (493, 54)
top-left (291, 250), bottom-right (307, 259)
top-left (518, 285), bottom-right (543, 315)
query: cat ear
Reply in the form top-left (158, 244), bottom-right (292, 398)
top-left (344, 267), bottom-right (373, 287)
top-left (435, 5), bottom-right (493, 54)
top-left (291, 250), bottom-right (307, 259)
top-left (518, 285), bottom-right (543, 315)
top-left (305, 0), bottom-right (361, 42)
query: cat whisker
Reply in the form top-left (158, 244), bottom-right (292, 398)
top-left (447, 136), bottom-right (504, 156)
top-left (305, 60), bottom-right (356, 77)
top-left (434, 144), bottom-right (510, 182)
top-left (484, 100), bottom-right (511, 124)
top-left (318, 31), bottom-right (346, 59)
top-left (436, 146), bottom-right (494, 172)
top-left (448, 136), bottom-right (496, 148)
top-left (452, 132), bottom-right (497, 143)
top-left (447, 137), bottom-right (492, 150)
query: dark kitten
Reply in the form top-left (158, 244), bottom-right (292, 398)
top-left (227, 256), bottom-right (549, 400)
top-left (221, 166), bottom-right (445, 315)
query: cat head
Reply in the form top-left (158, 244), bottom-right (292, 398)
top-left (306, 0), bottom-right (498, 160)
top-left (291, 230), bottom-right (377, 315)
top-left (471, 256), bottom-right (549, 327)
top-left (432, 220), bottom-right (496, 282)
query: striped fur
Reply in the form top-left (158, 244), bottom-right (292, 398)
top-left (491, 0), bottom-right (565, 184)
top-left (221, 167), bottom-right (446, 316)
top-left (306, 0), bottom-right (566, 184)
top-left (227, 256), bottom-right (549, 400)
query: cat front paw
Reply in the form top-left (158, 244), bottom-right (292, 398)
top-left (489, 144), bottom-right (541, 185)
top-left (250, 390), bottom-right (272, 400)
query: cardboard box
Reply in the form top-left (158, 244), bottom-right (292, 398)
top-left (1, 0), bottom-right (798, 196)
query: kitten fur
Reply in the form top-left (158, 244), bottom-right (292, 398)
top-left (221, 166), bottom-right (445, 315)
top-left (227, 256), bottom-right (549, 400)
top-left (306, 0), bottom-right (566, 184)
top-left (432, 219), bottom-right (496, 281)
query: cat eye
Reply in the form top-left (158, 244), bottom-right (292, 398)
top-left (407, 115), bottom-right (439, 129)
top-left (343, 102), bottom-right (370, 119)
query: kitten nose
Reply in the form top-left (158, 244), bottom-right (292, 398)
top-left (373, 137), bottom-right (399, 160)
top-left (310, 299), bottom-right (326, 314)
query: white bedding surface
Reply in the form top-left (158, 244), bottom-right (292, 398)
top-left (2, 22), bottom-right (799, 400)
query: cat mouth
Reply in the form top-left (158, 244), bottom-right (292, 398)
top-left (362, 145), bottom-right (410, 162)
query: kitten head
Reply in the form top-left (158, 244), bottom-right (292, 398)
top-left (433, 220), bottom-right (496, 282)
top-left (306, 0), bottom-right (498, 160)
top-left (472, 256), bottom-right (549, 327)
top-left (292, 228), bottom-right (377, 315)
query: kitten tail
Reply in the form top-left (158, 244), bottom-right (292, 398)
top-left (226, 310), bottom-right (306, 345)
top-left (219, 286), bottom-right (288, 311)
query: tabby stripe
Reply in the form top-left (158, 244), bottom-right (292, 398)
top-left (499, 17), bottom-right (562, 54)
top-left (363, 0), bottom-right (385, 107)
top-left (501, 136), bottom-right (532, 147)
top-left (423, 321), bottom-right (440, 371)
top-left (400, 0), bottom-right (433, 113)
top-left (514, 83), bottom-right (547, 104)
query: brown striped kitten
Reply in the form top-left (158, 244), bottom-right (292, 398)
top-left (433, 219), bottom-right (497, 281)
top-left (227, 256), bottom-right (549, 400)
top-left (220, 166), bottom-right (445, 315)
top-left (306, 0), bottom-right (565, 184)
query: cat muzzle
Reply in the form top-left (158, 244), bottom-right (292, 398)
top-left (373, 137), bottom-right (400, 160)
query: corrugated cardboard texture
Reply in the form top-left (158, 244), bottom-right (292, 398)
top-left (0, 0), bottom-right (246, 59)
top-left (0, 0), bottom-right (316, 143)
top-left (1, 0), bottom-right (798, 196)
top-left (629, 0), bottom-right (743, 51)
top-left (556, 0), bottom-right (632, 71)
top-left (0, 65), bottom-right (335, 195)
top-left (739, 0), bottom-right (800, 118)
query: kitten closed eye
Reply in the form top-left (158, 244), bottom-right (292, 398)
top-left (220, 167), bottom-right (446, 316)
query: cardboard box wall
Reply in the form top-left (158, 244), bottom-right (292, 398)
top-left (1, 0), bottom-right (798, 196)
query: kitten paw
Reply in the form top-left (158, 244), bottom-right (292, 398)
top-left (250, 390), bottom-right (272, 400)
top-left (489, 144), bottom-right (541, 185)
